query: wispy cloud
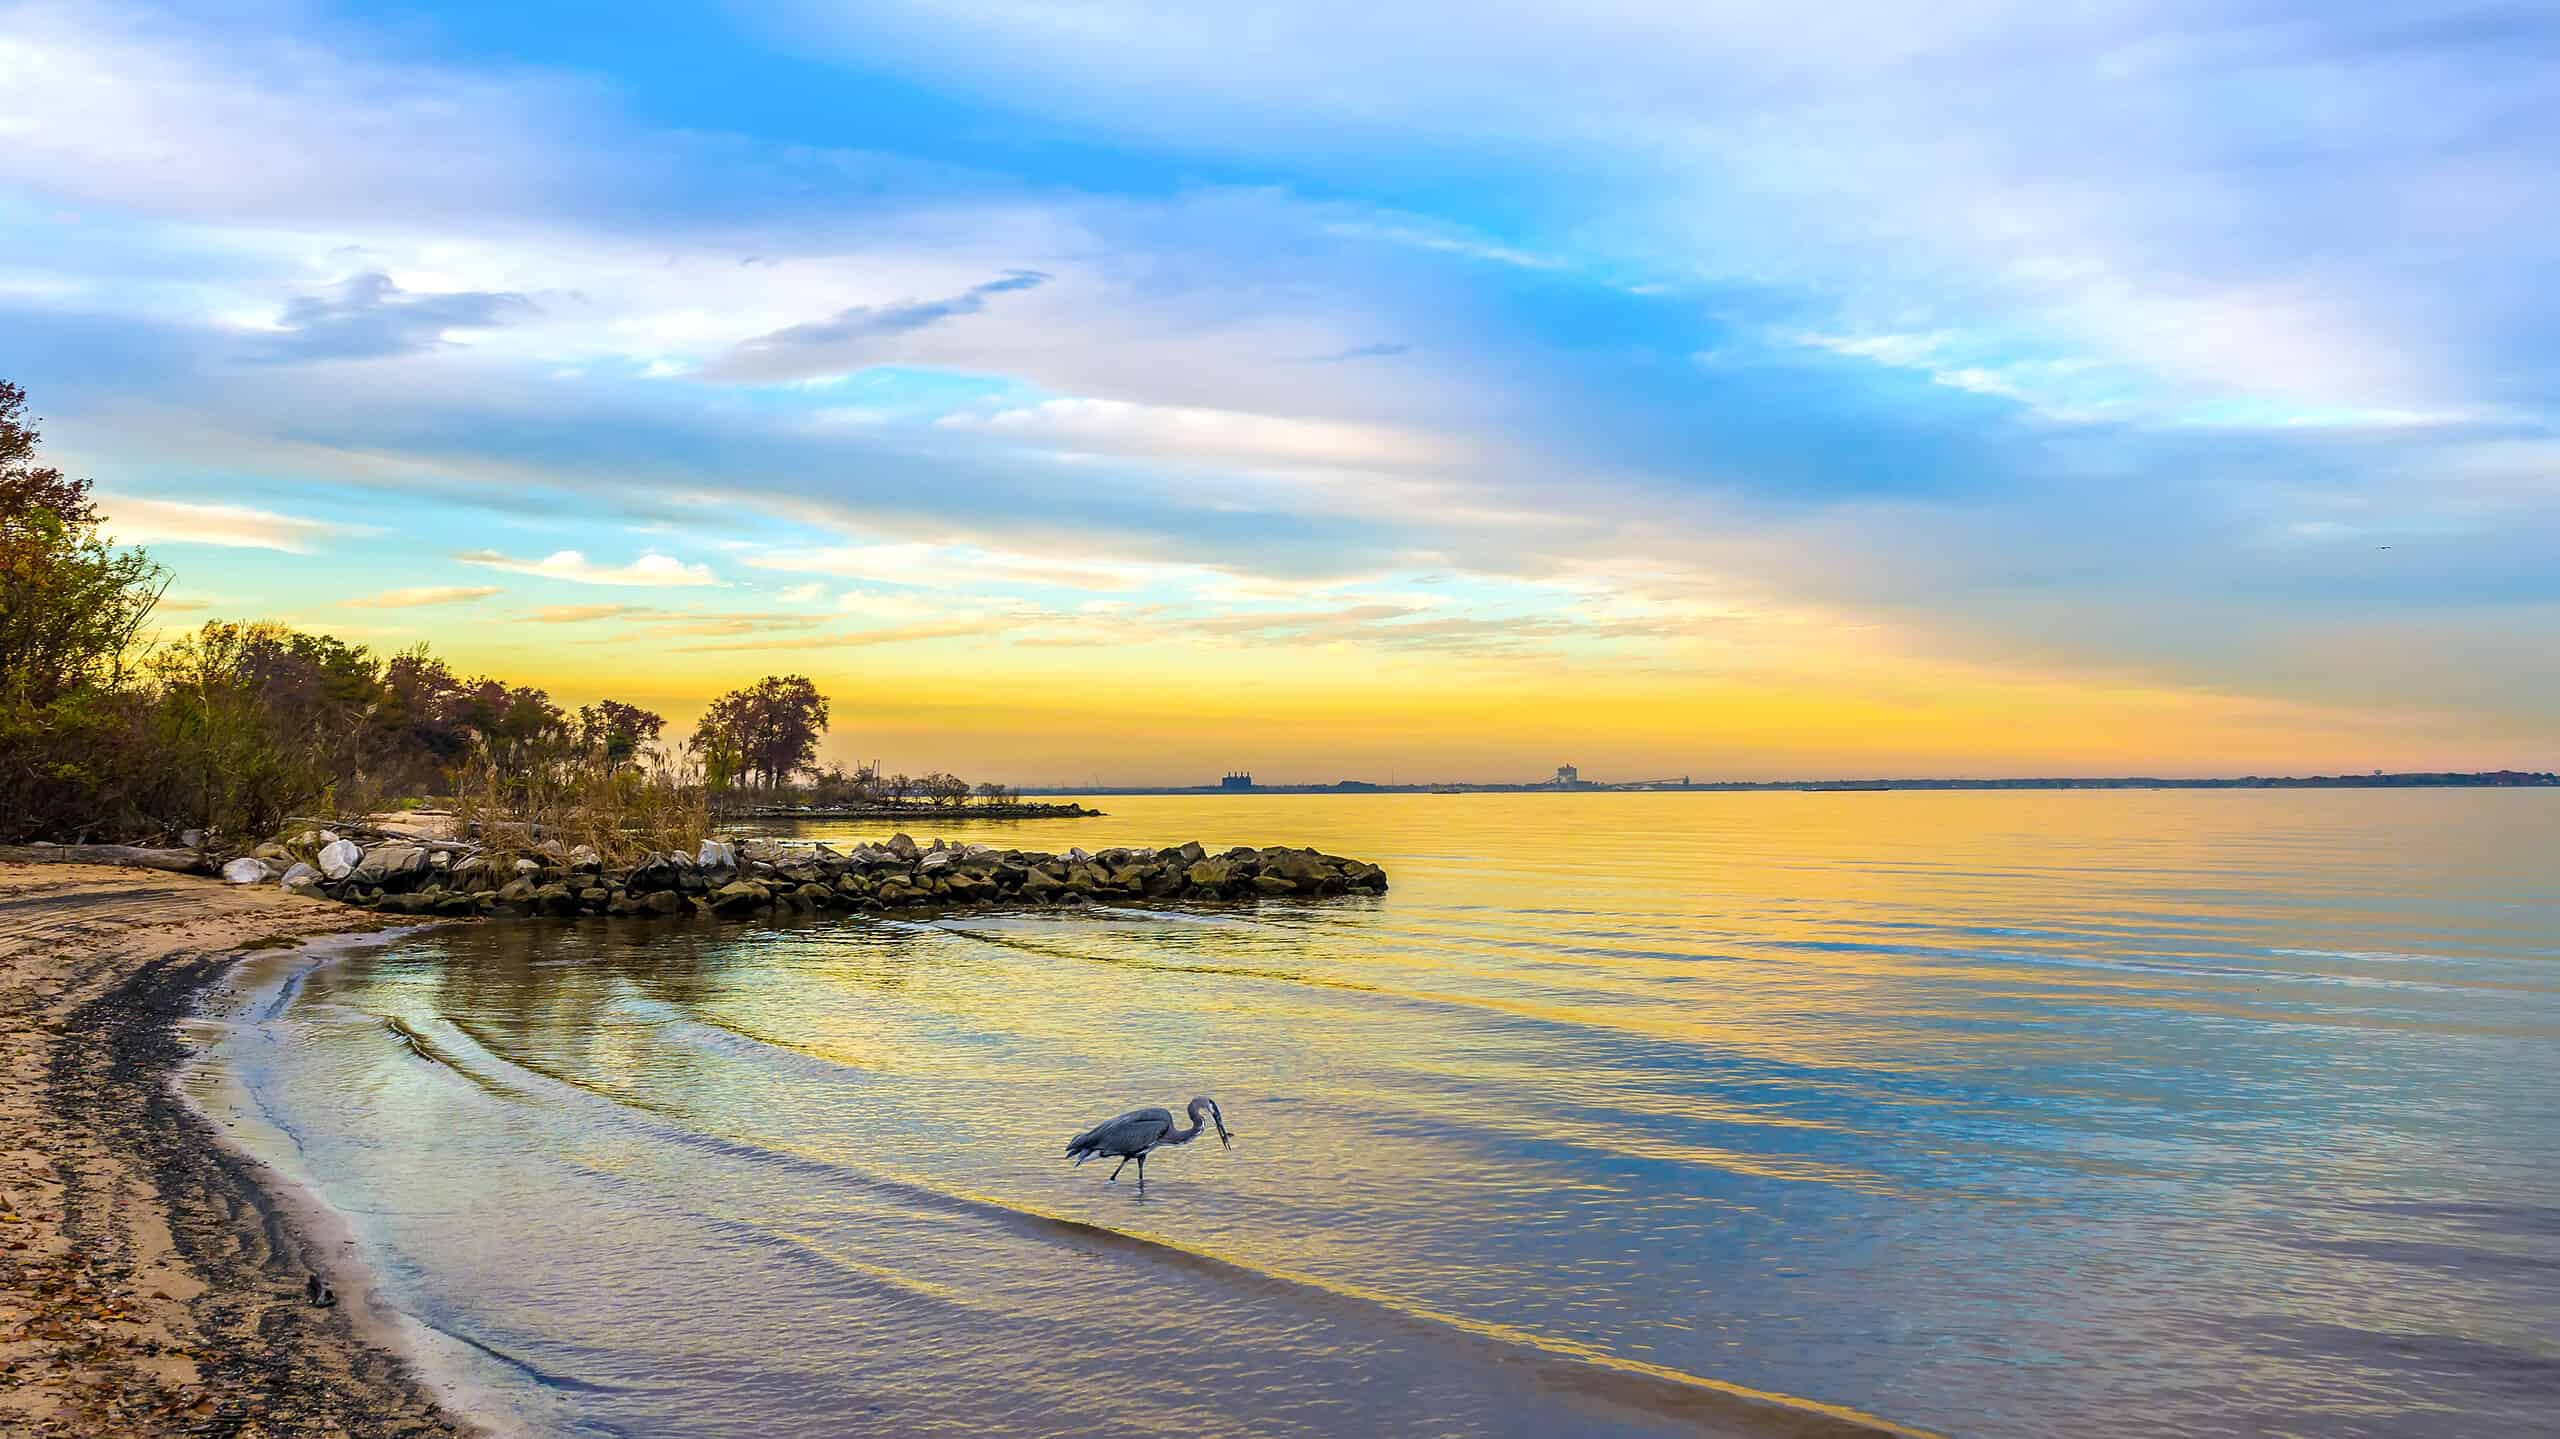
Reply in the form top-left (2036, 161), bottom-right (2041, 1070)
top-left (458, 550), bottom-right (719, 587)
top-left (668, 618), bottom-right (1017, 652)
top-left (1301, 342), bottom-right (1410, 363)
top-left (936, 395), bottom-right (1460, 469)
top-left (345, 584), bottom-right (504, 608)
top-left (708, 270), bottom-right (1050, 382)
top-left (97, 495), bottom-right (366, 553)
top-left (521, 603), bottom-right (656, 624)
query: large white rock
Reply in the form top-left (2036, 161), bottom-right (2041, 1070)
top-left (221, 856), bottom-right (271, 885)
top-left (567, 844), bottom-right (601, 869)
top-left (696, 838), bottom-right (736, 870)
top-left (317, 838), bottom-right (362, 880)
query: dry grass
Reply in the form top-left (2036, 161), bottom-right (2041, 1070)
top-left (450, 745), bottom-right (710, 866)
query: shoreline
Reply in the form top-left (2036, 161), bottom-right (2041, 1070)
top-left (0, 858), bottom-right (1941, 1439)
top-left (0, 862), bottom-right (477, 1437)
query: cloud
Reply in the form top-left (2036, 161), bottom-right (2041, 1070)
top-left (668, 618), bottom-right (1017, 651)
top-left (521, 603), bottom-right (656, 623)
top-left (97, 494), bottom-right (365, 553)
top-left (344, 584), bottom-right (503, 608)
top-left (0, 0), bottom-right (584, 223)
top-left (708, 270), bottom-right (1050, 381)
top-left (458, 549), bottom-right (719, 587)
top-left (747, 540), bottom-right (1184, 594)
top-left (1302, 342), bottom-right (1410, 363)
top-left (935, 395), bottom-right (1461, 470)
top-left (257, 273), bottom-right (535, 362)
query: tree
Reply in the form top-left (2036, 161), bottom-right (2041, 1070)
top-left (1, 380), bottom-right (166, 707)
top-left (975, 781), bottom-right (1006, 807)
top-left (688, 674), bottom-right (829, 790)
top-left (458, 678), bottom-right (567, 770)
top-left (885, 772), bottom-right (914, 806)
top-left (576, 699), bottom-right (666, 766)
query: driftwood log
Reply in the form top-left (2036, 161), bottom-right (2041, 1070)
top-left (0, 844), bottom-right (215, 875)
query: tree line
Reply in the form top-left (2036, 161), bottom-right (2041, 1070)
top-left (0, 379), bottom-right (1016, 845)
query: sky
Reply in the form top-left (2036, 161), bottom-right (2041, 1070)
top-left (5, 0), bottom-right (2556, 784)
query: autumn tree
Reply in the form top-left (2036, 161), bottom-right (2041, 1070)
top-left (576, 699), bottom-right (666, 766)
top-left (0, 380), bottom-right (165, 706)
top-left (689, 674), bottom-right (829, 790)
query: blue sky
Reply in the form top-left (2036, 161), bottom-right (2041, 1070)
top-left (3, 1), bottom-right (2554, 780)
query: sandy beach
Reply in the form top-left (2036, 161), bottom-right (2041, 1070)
top-left (0, 860), bottom-right (471, 1437)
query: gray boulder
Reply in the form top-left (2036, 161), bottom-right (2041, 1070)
top-left (220, 856), bottom-right (271, 885)
top-left (316, 838), bottom-right (363, 880)
top-left (278, 861), bottom-right (322, 894)
top-left (353, 844), bottom-right (428, 886)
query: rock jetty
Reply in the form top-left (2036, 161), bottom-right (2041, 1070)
top-left (208, 833), bottom-right (1389, 919)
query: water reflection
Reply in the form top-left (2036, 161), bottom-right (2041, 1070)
top-left (214, 793), bottom-right (2560, 1437)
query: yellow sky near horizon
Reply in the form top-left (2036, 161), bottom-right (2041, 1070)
top-left (266, 612), bottom-right (2523, 786)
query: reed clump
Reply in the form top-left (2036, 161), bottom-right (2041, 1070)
top-left (450, 742), bottom-right (710, 868)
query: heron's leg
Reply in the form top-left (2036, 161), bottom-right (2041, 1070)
top-left (1135, 1154), bottom-right (1146, 1193)
top-left (1108, 1157), bottom-right (1129, 1181)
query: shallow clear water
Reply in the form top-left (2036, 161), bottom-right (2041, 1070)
top-left (207, 792), bottom-right (2560, 1437)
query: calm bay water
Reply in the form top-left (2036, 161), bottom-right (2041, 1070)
top-left (203, 792), bottom-right (2560, 1437)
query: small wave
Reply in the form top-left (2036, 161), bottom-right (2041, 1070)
top-left (381, 1016), bottom-right (538, 1105)
top-left (352, 1013), bottom-right (1929, 1436)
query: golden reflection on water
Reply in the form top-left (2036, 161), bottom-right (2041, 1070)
top-left (217, 791), bottom-right (2560, 1439)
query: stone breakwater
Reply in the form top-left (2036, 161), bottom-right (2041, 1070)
top-left (214, 833), bottom-right (1389, 919)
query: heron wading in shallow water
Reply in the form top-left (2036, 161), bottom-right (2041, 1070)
top-left (1065, 1097), bottom-right (1232, 1192)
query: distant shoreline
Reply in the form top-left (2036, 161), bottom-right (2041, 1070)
top-left (1022, 770), bottom-right (2557, 797)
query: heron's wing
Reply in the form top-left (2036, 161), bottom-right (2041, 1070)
top-left (1066, 1107), bottom-right (1174, 1158)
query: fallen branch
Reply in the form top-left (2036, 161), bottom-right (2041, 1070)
top-left (0, 843), bottom-right (215, 875)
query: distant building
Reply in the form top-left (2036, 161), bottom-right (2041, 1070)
top-left (1554, 763), bottom-right (1579, 787)
top-left (1220, 771), bottom-right (1255, 790)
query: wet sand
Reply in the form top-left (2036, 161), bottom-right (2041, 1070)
top-left (0, 862), bottom-right (473, 1437)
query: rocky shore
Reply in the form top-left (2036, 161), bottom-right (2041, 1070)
top-left (724, 800), bottom-right (1103, 820)
top-left (207, 832), bottom-right (1389, 920)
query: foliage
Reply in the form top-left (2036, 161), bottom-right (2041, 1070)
top-left (689, 674), bottom-right (829, 789)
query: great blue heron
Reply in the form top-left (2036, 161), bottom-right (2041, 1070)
top-left (1065, 1097), bottom-right (1232, 1192)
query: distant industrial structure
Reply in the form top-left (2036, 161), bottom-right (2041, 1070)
top-left (1552, 763), bottom-right (1580, 787)
top-left (1219, 771), bottom-right (1255, 790)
